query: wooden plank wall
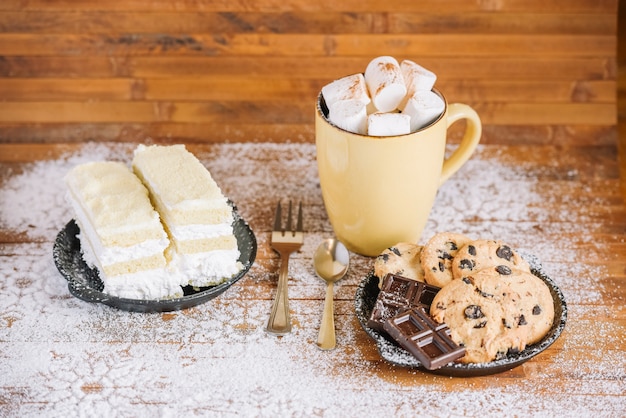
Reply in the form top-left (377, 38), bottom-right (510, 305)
top-left (0, 0), bottom-right (618, 145)
top-left (618, 1), bottom-right (626, 199)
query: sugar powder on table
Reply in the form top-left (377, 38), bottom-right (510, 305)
top-left (0, 142), bottom-right (620, 417)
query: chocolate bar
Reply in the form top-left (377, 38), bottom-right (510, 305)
top-left (367, 274), bottom-right (440, 332)
top-left (383, 307), bottom-right (466, 370)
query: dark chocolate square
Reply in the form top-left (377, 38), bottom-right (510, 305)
top-left (383, 307), bottom-right (466, 370)
top-left (367, 274), bottom-right (441, 332)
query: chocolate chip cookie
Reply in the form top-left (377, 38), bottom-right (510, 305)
top-left (451, 239), bottom-right (531, 280)
top-left (491, 265), bottom-right (555, 345)
top-left (429, 270), bottom-right (530, 363)
top-left (374, 243), bottom-right (424, 288)
top-left (420, 232), bottom-right (472, 287)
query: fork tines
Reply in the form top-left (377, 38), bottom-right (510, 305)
top-left (273, 201), bottom-right (303, 236)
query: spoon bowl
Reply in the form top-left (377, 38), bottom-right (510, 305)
top-left (314, 238), bottom-right (350, 350)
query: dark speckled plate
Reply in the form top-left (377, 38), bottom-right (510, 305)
top-left (53, 208), bottom-right (256, 313)
top-left (354, 255), bottom-right (567, 377)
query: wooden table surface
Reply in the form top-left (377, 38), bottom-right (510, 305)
top-left (0, 140), bottom-right (624, 417)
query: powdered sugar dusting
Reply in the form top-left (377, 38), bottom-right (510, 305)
top-left (1, 143), bottom-right (624, 417)
top-left (0, 142), bottom-right (134, 242)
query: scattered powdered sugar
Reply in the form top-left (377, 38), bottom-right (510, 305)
top-left (0, 142), bottom-right (134, 242)
top-left (1, 143), bottom-right (624, 417)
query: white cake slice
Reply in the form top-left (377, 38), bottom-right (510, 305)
top-left (132, 144), bottom-right (242, 287)
top-left (64, 161), bottom-right (182, 299)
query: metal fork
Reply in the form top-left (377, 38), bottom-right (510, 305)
top-left (266, 201), bottom-right (304, 335)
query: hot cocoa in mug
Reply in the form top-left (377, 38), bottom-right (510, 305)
top-left (315, 88), bottom-right (481, 256)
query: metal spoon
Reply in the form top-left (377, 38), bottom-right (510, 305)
top-left (313, 238), bottom-right (350, 350)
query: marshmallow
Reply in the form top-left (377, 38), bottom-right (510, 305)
top-left (364, 56), bottom-right (407, 113)
top-left (367, 112), bottom-right (411, 137)
top-left (321, 73), bottom-right (370, 109)
top-left (328, 99), bottom-right (368, 135)
top-left (401, 60), bottom-right (437, 95)
top-left (402, 90), bottom-right (445, 132)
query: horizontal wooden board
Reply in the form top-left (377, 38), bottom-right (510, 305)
top-left (0, 56), bottom-right (616, 80)
top-left (472, 103), bottom-right (616, 125)
top-left (0, 12), bottom-right (616, 35)
top-left (0, 78), bottom-right (140, 101)
top-left (0, 0), bottom-right (617, 13)
top-left (0, 101), bottom-right (311, 123)
top-left (0, 34), bottom-right (615, 57)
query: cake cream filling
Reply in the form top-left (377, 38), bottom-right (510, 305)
top-left (67, 192), bottom-right (170, 266)
top-left (171, 249), bottom-right (243, 287)
top-left (76, 220), bottom-right (106, 273)
top-left (167, 221), bottom-right (234, 241)
top-left (75, 220), bottom-right (181, 300)
top-left (165, 221), bottom-right (242, 287)
top-left (103, 269), bottom-right (185, 300)
top-left (78, 217), bottom-right (169, 266)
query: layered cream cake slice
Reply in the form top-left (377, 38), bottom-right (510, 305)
top-left (64, 161), bottom-right (182, 299)
top-left (132, 144), bottom-right (242, 287)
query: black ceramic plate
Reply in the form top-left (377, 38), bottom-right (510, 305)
top-left (354, 256), bottom-right (567, 377)
top-left (53, 209), bottom-right (257, 313)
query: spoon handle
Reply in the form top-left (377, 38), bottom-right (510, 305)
top-left (266, 250), bottom-right (292, 335)
top-left (317, 282), bottom-right (336, 350)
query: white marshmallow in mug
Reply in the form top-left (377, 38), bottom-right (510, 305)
top-left (364, 56), bottom-right (407, 113)
top-left (328, 99), bottom-right (368, 135)
top-left (402, 90), bottom-right (446, 132)
top-left (367, 112), bottom-right (411, 137)
top-left (400, 60), bottom-right (437, 108)
top-left (401, 60), bottom-right (437, 94)
top-left (321, 73), bottom-right (370, 108)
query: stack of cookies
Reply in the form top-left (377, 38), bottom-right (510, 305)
top-left (371, 232), bottom-right (555, 364)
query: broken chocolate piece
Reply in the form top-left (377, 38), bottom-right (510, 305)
top-left (383, 307), bottom-right (466, 370)
top-left (367, 274), bottom-right (441, 332)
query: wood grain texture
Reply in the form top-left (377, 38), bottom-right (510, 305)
top-left (1, 2), bottom-right (623, 412)
top-left (0, 141), bottom-right (624, 416)
top-left (618, 0), bottom-right (626, 201)
top-left (0, 0), bottom-right (617, 13)
top-left (0, 0), bottom-right (618, 144)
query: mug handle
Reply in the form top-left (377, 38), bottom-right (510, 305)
top-left (439, 103), bottom-right (482, 185)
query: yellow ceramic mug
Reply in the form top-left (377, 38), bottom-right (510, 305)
top-left (315, 89), bottom-right (481, 256)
